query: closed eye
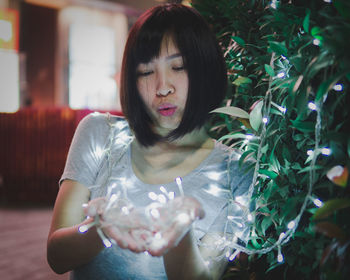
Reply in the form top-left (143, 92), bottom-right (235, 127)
top-left (172, 66), bottom-right (185, 71)
top-left (137, 70), bottom-right (153, 77)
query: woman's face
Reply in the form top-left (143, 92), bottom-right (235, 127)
top-left (136, 37), bottom-right (189, 134)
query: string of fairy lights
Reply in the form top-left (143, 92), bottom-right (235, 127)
top-left (216, 0), bottom-right (344, 264)
top-left (78, 0), bottom-right (345, 267)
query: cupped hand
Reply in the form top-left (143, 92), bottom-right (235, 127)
top-left (83, 195), bottom-right (204, 255)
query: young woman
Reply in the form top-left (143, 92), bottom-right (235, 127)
top-left (47, 3), bottom-right (252, 280)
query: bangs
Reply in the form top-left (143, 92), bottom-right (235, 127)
top-left (131, 7), bottom-right (181, 64)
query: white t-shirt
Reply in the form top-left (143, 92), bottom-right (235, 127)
top-left (60, 112), bottom-right (253, 280)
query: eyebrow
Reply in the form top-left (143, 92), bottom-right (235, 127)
top-left (138, 53), bottom-right (182, 67)
top-left (166, 53), bottom-right (182, 61)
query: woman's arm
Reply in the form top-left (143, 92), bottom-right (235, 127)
top-left (163, 229), bottom-right (228, 280)
top-left (47, 179), bottom-right (104, 274)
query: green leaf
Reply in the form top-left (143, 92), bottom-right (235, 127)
top-left (269, 41), bottom-right (288, 57)
top-left (239, 150), bottom-right (256, 166)
top-left (297, 165), bottom-right (323, 173)
top-left (303, 9), bottom-right (311, 33)
top-left (232, 76), bottom-right (252, 86)
top-left (231, 35), bottom-right (246, 47)
top-left (217, 133), bottom-right (247, 142)
top-left (259, 169), bottom-right (278, 179)
top-left (261, 216), bottom-right (273, 235)
top-left (312, 198), bottom-right (350, 220)
top-left (315, 71), bottom-right (348, 102)
top-left (266, 262), bottom-right (283, 273)
top-left (210, 106), bottom-right (249, 118)
top-left (311, 26), bottom-right (322, 37)
top-left (261, 144), bottom-right (269, 154)
top-left (290, 120), bottom-right (314, 133)
top-left (249, 100), bottom-right (263, 131)
top-left (264, 64), bottom-right (275, 77)
top-left (334, 0), bottom-right (350, 20)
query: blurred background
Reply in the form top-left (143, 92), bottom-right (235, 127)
top-left (0, 0), bottom-right (188, 279)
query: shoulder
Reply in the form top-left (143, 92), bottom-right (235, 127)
top-left (79, 112), bottom-right (126, 128)
top-left (213, 141), bottom-right (253, 170)
top-left (213, 141), bottom-right (254, 195)
top-left (77, 112), bottom-right (128, 135)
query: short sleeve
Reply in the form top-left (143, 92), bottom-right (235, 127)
top-left (60, 113), bottom-right (112, 188)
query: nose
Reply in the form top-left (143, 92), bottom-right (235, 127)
top-left (157, 87), bottom-right (174, 96)
top-left (156, 71), bottom-right (174, 97)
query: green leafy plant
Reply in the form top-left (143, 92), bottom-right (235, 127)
top-left (194, 0), bottom-right (350, 279)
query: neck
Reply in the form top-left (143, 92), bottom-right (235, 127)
top-left (130, 127), bottom-right (215, 185)
top-left (134, 126), bottom-right (212, 154)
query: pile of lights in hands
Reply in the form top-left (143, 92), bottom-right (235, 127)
top-left (79, 177), bottom-right (205, 256)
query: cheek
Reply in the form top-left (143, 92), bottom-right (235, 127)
top-left (177, 75), bottom-right (189, 102)
top-left (137, 79), bottom-right (154, 106)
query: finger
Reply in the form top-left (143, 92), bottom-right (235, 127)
top-left (103, 226), bottom-right (128, 249)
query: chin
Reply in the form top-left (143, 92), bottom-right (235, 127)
top-left (155, 122), bottom-right (180, 134)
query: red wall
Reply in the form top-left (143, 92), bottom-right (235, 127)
top-left (0, 107), bottom-right (122, 206)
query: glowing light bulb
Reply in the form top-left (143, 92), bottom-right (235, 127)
top-left (229, 250), bottom-right (240, 261)
top-left (175, 177), bottom-right (182, 185)
top-left (176, 213), bottom-right (190, 224)
top-left (246, 134), bottom-right (253, 140)
top-left (333, 84), bottom-right (343, 91)
top-left (308, 102), bottom-right (317, 110)
top-left (279, 232), bottom-right (286, 241)
top-left (206, 171), bottom-right (221, 180)
top-left (97, 228), bottom-right (112, 248)
top-left (323, 0), bottom-right (332, 3)
top-left (115, 121), bottom-right (126, 130)
top-left (321, 147), bottom-right (331, 156)
top-left (150, 208), bottom-right (160, 219)
top-left (79, 225), bottom-right (89, 233)
top-left (313, 39), bottom-right (321, 46)
top-left (287, 220), bottom-right (296, 229)
top-left (103, 238), bottom-right (112, 248)
top-left (277, 251), bottom-right (284, 263)
top-left (270, 1), bottom-right (277, 9)
top-left (280, 106), bottom-right (287, 113)
top-left (307, 150), bottom-right (314, 156)
top-left (277, 72), bottom-right (286, 78)
top-left (78, 221), bottom-right (96, 233)
top-left (168, 192), bottom-right (175, 200)
top-left (175, 177), bottom-right (184, 196)
top-left (313, 198), bottom-right (323, 207)
top-left (148, 192), bottom-right (158, 200)
top-left (121, 206), bottom-right (129, 215)
top-left (247, 213), bottom-right (253, 222)
top-left (157, 194), bottom-right (167, 203)
top-left (262, 117), bottom-right (268, 124)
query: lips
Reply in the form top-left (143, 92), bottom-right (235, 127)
top-left (157, 103), bottom-right (177, 116)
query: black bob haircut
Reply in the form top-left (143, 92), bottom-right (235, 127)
top-left (120, 3), bottom-right (227, 147)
